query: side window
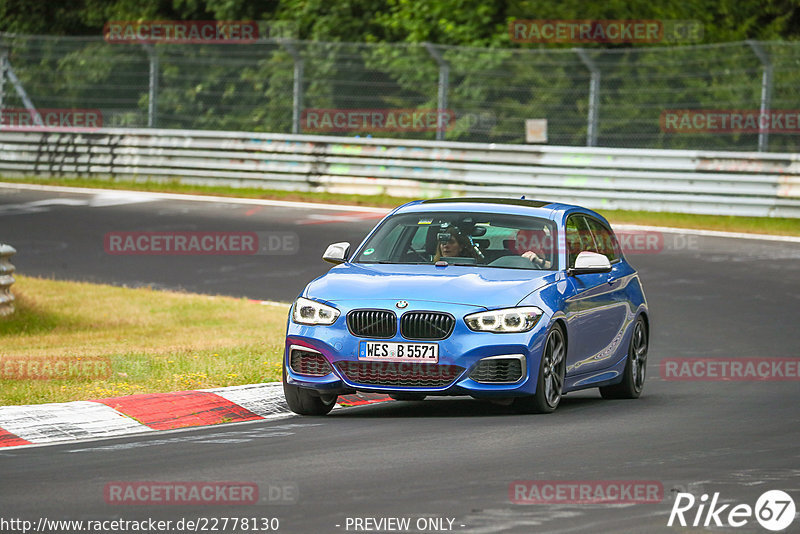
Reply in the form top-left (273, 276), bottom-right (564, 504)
top-left (584, 217), bottom-right (620, 262)
top-left (566, 215), bottom-right (584, 267)
top-left (565, 216), bottom-right (579, 268)
top-left (566, 215), bottom-right (599, 267)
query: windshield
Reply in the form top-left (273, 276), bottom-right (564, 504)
top-left (354, 211), bottom-right (558, 270)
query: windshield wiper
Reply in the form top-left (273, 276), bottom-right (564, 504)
top-left (433, 260), bottom-right (487, 267)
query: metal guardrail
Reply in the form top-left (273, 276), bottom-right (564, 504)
top-left (0, 128), bottom-right (798, 217)
top-left (0, 244), bottom-right (16, 316)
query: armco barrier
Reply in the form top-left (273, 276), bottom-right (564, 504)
top-left (0, 128), bottom-right (798, 217)
top-left (0, 244), bottom-right (16, 316)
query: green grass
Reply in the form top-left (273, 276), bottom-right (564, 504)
top-left (3, 175), bottom-right (798, 236)
top-left (0, 275), bottom-right (289, 405)
top-left (0, 176), bottom-right (407, 208)
top-left (598, 210), bottom-right (800, 236)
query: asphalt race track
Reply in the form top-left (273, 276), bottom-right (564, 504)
top-left (1, 185), bottom-right (799, 533)
top-left (0, 186), bottom-right (387, 301)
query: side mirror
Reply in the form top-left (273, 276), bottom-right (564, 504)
top-left (568, 251), bottom-right (612, 276)
top-left (322, 242), bottom-right (351, 265)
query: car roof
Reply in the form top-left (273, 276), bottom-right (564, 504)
top-left (393, 197), bottom-right (589, 221)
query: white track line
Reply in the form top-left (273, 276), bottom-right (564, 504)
top-left (0, 182), bottom-right (390, 213)
top-left (0, 182), bottom-right (796, 241)
top-left (613, 223), bottom-right (800, 243)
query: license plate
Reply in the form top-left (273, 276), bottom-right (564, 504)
top-left (359, 341), bottom-right (438, 363)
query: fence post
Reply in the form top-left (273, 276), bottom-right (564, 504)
top-left (281, 40), bottom-right (304, 134)
top-left (0, 43), bottom-right (7, 114)
top-left (747, 40), bottom-right (773, 152)
top-left (575, 48), bottom-right (600, 147)
top-left (423, 43), bottom-right (450, 141)
top-left (145, 44), bottom-right (159, 128)
top-left (1, 51), bottom-right (43, 125)
top-left (0, 244), bottom-right (16, 317)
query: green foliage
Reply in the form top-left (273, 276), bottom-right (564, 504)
top-left (3, 0), bottom-right (800, 43)
top-left (1, 1), bottom-right (799, 150)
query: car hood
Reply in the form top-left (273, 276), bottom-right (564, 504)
top-left (305, 263), bottom-right (557, 307)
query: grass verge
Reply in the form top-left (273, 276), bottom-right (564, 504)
top-left (0, 275), bottom-right (289, 406)
top-left (3, 176), bottom-right (799, 236)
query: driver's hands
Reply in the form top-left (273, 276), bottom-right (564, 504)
top-left (522, 251), bottom-right (539, 261)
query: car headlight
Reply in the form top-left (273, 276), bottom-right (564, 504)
top-left (292, 297), bottom-right (340, 325)
top-left (464, 306), bottom-right (543, 333)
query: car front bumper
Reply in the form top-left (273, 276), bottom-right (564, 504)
top-left (284, 299), bottom-right (550, 398)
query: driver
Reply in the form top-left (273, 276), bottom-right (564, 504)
top-left (514, 228), bottom-right (553, 269)
top-left (433, 227), bottom-right (479, 262)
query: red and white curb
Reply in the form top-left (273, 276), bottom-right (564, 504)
top-left (0, 383), bottom-right (391, 449)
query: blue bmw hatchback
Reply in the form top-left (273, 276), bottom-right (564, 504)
top-left (283, 198), bottom-right (649, 415)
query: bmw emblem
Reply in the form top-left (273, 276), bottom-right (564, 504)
top-left (396, 300), bottom-right (408, 309)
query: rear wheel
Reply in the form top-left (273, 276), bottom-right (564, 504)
top-left (283, 366), bottom-right (338, 415)
top-left (600, 316), bottom-right (648, 399)
top-left (389, 393), bottom-right (427, 401)
top-left (513, 323), bottom-right (566, 414)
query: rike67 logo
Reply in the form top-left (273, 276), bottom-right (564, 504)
top-left (669, 490), bottom-right (795, 531)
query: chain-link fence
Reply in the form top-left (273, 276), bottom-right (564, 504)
top-left (1, 32), bottom-right (799, 151)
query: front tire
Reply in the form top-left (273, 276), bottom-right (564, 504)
top-left (283, 366), bottom-right (337, 415)
top-left (513, 323), bottom-right (566, 414)
top-left (600, 316), bottom-right (648, 399)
